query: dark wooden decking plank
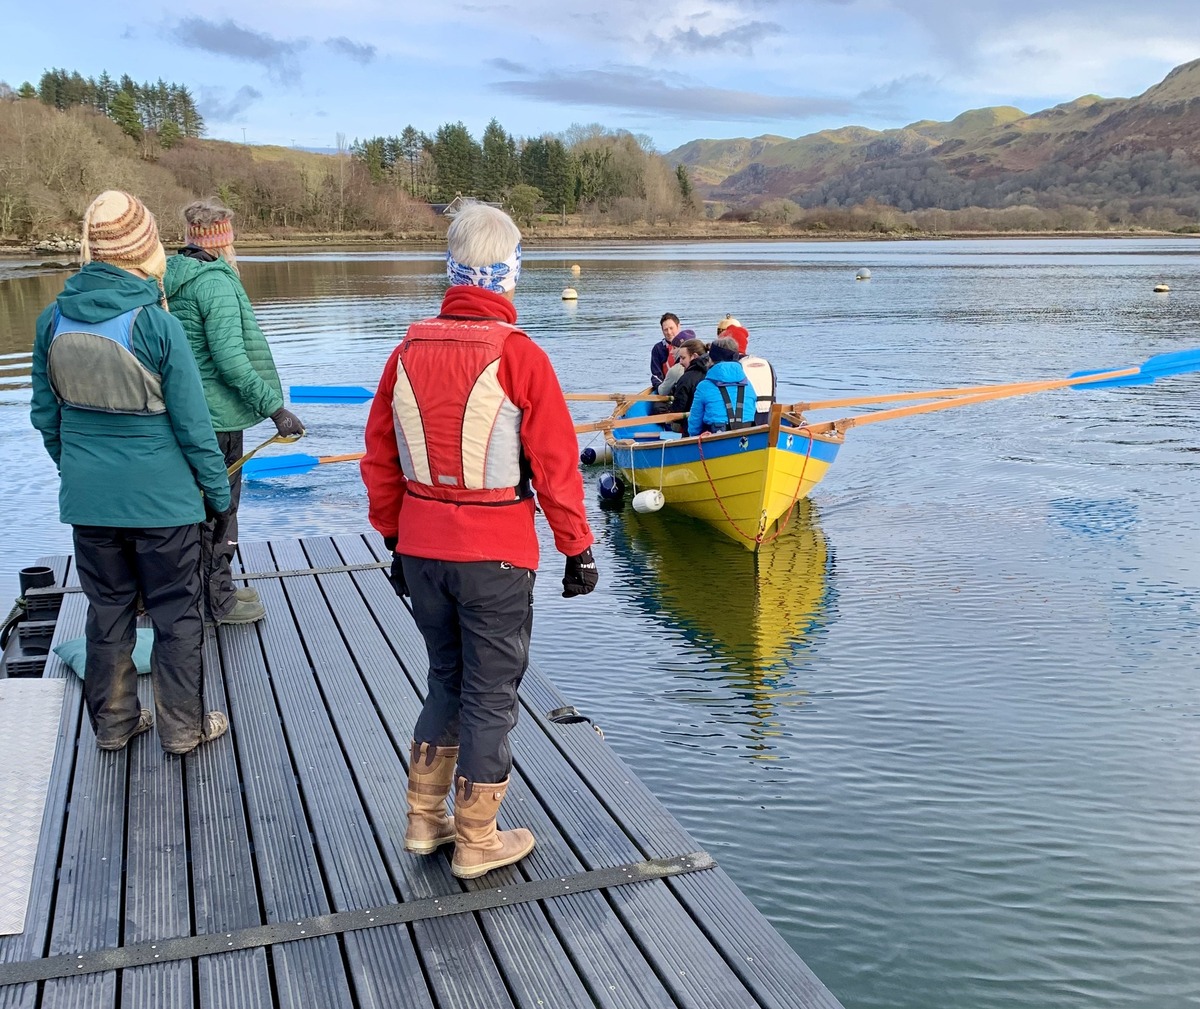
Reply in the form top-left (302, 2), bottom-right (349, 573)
top-left (214, 564), bottom-right (356, 1009)
top-left (41, 627), bottom-right (128, 1009)
top-left (237, 540), bottom-right (435, 1009)
top-left (188, 629), bottom-right (273, 1009)
top-left (266, 536), bottom-right (504, 1009)
top-left (334, 533), bottom-right (686, 1009)
top-left (121, 676), bottom-right (192, 1009)
top-left (300, 535), bottom-right (605, 1009)
top-left (0, 586), bottom-right (85, 1009)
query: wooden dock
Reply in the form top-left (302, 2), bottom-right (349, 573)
top-left (0, 532), bottom-right (844, 1009)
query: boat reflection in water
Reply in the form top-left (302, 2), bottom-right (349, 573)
top-left (608, 497), bottom-right (834, 751)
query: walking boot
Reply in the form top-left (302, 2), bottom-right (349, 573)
top-left (404, 741), bottom-right (459, 854)
top-left (451, 776), bottom-right (535, 879)
top-left (217, 598), bottom-right (266, 625)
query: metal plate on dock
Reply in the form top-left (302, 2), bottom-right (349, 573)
top-left (0, 678), bottom-right (65, 935)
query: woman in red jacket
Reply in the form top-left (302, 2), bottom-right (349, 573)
top-left (361, 204), bottom-right (597, 879)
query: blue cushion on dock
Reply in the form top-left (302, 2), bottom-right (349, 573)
top-left (52, 628), bottom-right (155, 679)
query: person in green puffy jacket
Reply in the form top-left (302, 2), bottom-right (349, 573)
top-left (30, 190), bottom-right (231, 755)
top-left (163, 198), bottom-right (305, 625)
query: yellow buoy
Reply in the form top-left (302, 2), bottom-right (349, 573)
top-left (562, 287), bottom-right (578, 300)
top-left (571, 264), bottom-right (581, 275)
top-left (1153, 283), bottom-right (1170, 293)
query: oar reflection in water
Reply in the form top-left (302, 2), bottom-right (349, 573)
top-left (608, 499), bottom-right (835, 748)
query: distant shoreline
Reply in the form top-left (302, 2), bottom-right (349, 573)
top-left (2, 227), bottom-right (1196, 264)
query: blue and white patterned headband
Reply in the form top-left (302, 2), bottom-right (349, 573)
top-left (446, 243), bottom-right (522, 293)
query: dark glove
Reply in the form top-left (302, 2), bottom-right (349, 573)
top-left (206, 502), bottom-right (232, 544)
top-left (271, 407), bottom-right (306, 438)
top-left (387, 553), bottom-right (408, 598)
top-left (561, 547), bottom-right (599, 598)
top-left (382, 536), bottom-right (408, 596)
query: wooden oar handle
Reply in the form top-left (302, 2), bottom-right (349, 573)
top-left (317, 452), bottom-right (366, 465)
top-left (226, 432), bottom-right (305, 476)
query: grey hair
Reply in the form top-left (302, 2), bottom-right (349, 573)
top-left (183, 198), bottom-right (234, 227)
top-left (712, 336), bottom-right (740, 355)
top-left (447, 204), bottom-right (521, 268)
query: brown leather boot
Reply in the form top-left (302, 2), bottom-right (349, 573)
top-left (451, 776), bottom-right (536, 879)
top-left (404, 741), bottom-right (459, 854)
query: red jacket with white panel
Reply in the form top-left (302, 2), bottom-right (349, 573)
top-left (361, 285), bottom-right (593, 569)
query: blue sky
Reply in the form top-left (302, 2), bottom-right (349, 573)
top-left (6, 1), bottom-right (1199, 154)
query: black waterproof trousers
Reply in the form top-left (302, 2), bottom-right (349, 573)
top-left (73, 524), bottom-right (206, 751)
top-left (199, 431), bottom-right (243, 621)
top-left (405, 556), bottom-right (534, 783)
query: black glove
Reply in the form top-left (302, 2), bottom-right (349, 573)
top-left (562, 547), bottom-right (599, 598)
top-left (205, 502), bottom-right (232, 544)
top-left (381, 536), bottom-right (408, 596)
top-left (387, 553), bottom-right (408, 598)
top-left (271, 407), bottom-right (306, 438)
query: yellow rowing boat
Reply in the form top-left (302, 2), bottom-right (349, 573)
top-left (604, 401), bottom-right (843, 550)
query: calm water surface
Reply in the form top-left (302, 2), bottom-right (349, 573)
top-left (2, 239), bottom-right (1199, 1009)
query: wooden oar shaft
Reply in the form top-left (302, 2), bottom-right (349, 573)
top-left (574, 412), bottom-right (686, 434)
top-left (565, 392), bottom-right (668, 403)
top-left (805, 365), bottom-right (1141, 435)
top-left (318, 452), bottom-right (365, 465)
top-left (786, 379), bottom-right (1072, 412)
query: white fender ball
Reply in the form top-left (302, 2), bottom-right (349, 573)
top-left (632, 489), bottom-right (665, 513)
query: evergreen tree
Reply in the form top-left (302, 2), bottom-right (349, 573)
top-left (17, 81), bottom-right (36, 99)
top-left (479, 118), bottom-right (515, 200)
top-left (37, 69), bottom-right (60, 109)
top-left (95, 71), bottom-right (115, 114)
top-left (109, 89), bottom-right (142, 140)
top-left (158, 119), bottom-right (182, 149)
top-left (676, 164), bottom-right (694, 207)
top-left (543, 138), bottom-right (576, 214)
top-left (399, 125), bottom-right (423, 195)
top-left (430, 121), bottom-right (481, 201)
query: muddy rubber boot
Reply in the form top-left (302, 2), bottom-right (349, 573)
top-left (450, 776), bottom-right (535, 879)
top-left (404, 742), bottom-right (459, 854)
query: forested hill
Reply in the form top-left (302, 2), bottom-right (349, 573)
top-left (668, 58), bottom-right (1200, 226)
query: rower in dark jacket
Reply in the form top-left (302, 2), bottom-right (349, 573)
top-left (656, 337), bottom-right (709, 431)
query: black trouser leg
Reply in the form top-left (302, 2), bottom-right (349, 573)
top-left (407, 557), bottom-right (534, 783)
top-left (73, 526), bottom-right (142, 746)
top-left (131, 525), bottom-right (206, 751)
top-left (200, 430), bottom-right (243, 620)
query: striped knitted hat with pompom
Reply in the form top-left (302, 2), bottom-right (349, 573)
top-left (80, 191), bottom-right (166, 281)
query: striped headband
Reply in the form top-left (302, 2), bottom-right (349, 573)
top-left (446, 243), bottom-right (521, 293)
top-left (187, 218), bottom-right (235, 249)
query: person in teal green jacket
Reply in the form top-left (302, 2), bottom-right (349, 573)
top-left (30, 190), bottom-right (231, 755)
top-left (163, 197), bottom-right (305, 625)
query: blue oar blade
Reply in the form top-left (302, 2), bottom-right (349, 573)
top-left (289, 385), bottom-right (375, 404)
top-left (1138, 348), bottom-right (1200, 380)
top-left (1067, 367), bottom-right (1144, 390)
top-left (1068, 348), bottom-right (1200, 390)
top-left (242, 453), bottom-right (321, 479)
